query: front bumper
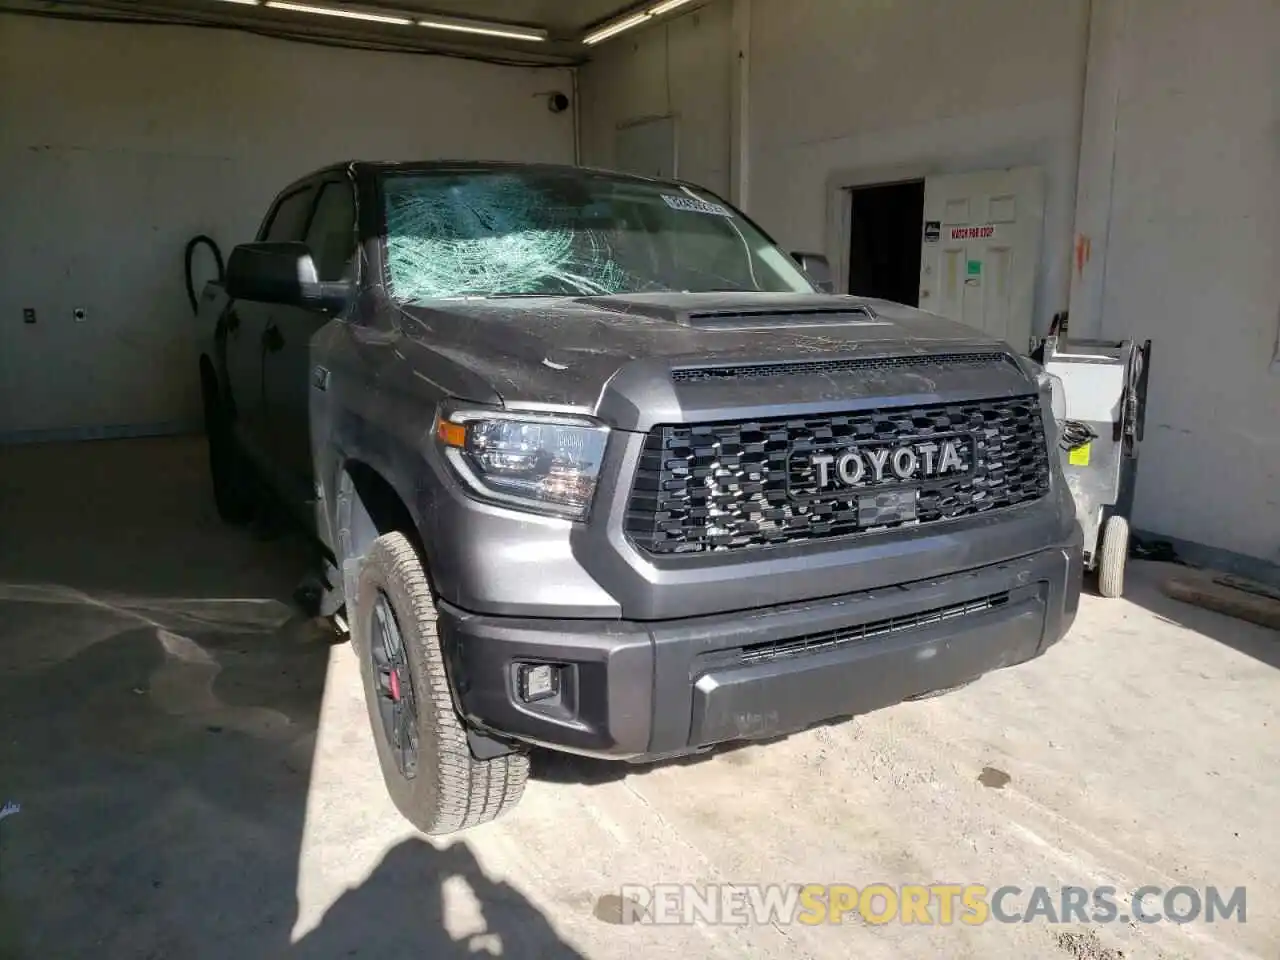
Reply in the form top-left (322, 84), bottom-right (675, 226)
top-left (442, 534), bottom-right (1083, 761)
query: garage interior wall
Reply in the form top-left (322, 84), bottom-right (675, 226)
top-left (748, 0), bottom-right (1088, 339)
top-left (580, 0), bottom-right (1089, 337)
top-left (1084, 0), bottom-right (1280, 574)
top-left (577, 0), bottom-right (733, 198)
top-left (0, 15), bottom-right (573, 441)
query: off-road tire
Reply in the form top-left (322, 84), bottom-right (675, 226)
top-left (201, 368), bottom-right (255, 524)
top-left (351, 532), bottom-right (528, 834)
top-left (1097, 514), bottom-right (1129, 599)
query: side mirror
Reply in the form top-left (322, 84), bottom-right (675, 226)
top-left (791, 251), bottom-right (834, 293)
top-left (225, 241), bottom-right (350, 311)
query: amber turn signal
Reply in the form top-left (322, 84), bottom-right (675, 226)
top-left (437, 419), bottom-right (467, 448)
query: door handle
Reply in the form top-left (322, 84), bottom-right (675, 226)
top-left (262, 325), bottom-right (284, 353)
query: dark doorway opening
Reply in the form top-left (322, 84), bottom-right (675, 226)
top-left (847, 180), bottom-right (925, 306)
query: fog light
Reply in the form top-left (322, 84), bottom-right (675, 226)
top-left (517, 663), bottom-right (559, 703)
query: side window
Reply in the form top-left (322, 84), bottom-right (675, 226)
top-left (304, 181), bottom-right (357, 282)
top-left (260, 187), bottom-right (315, 242)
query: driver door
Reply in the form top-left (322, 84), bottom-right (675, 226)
top-left (262, 177), bottom-right (358, 527)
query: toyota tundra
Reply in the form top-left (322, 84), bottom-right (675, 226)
top-left (197, 161), bottom-right (1082, 835)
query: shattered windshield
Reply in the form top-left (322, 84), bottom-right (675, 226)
top-left (380, 169), bottom-right (815, 302)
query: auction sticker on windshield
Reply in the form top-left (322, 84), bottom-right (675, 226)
top-left (662, 194), bottom-right (733, 216)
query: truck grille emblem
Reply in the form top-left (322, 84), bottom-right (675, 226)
top-left (809, 439), bottom-right (967, 489)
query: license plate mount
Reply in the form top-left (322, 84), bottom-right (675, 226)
top-left (856, 487), bottom-right (919, 526)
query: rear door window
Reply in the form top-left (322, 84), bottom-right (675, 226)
top-left (304, 181), bottom-right (357, 281)
top-left (260, 186), bottom-right (316, 242)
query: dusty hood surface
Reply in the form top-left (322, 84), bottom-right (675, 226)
top-left (395, 292), bottom-right (1012, 411)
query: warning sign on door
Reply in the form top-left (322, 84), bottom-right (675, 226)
top-left (950, 225), bottom-right (995, 240)
top-left (923, 220), bottom-right (941, 243)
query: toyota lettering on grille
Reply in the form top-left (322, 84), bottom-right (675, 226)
top-left (809, 438), bottom-right (969, 490)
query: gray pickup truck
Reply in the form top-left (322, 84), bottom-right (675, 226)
top-left (198, 160), bottom-right (1082, 835)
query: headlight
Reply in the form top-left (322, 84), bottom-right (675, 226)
top-left (435, 408), bottom-right (609, 519)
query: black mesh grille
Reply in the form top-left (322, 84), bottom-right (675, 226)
top-left (739, 592), bottom-right (1011, 664)
top-left (625, 396), bottom-right (1051, 554)
top-left (671, 352), bottom-right (1014, 383)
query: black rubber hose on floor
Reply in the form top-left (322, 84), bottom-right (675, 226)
top-left (184, 234), bottom-right (225, 316)
top-left (1060, 419), bottom-right (1097, 450)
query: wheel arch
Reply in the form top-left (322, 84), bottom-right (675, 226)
top-left (199, 353), bottom-right (219, 404)
top-left (199, 351), bottom-right (238, 421)
top-left (335, 459), bottom-right (428, 589)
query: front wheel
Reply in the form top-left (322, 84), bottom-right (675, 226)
top-left (350, 532), bottom-right (528, 835)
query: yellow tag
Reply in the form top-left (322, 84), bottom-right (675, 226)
top-left (1068, 443), bottom-right (1091, 466)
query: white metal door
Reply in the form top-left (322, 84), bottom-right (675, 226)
top-left (918, 167), bottom-right (1044, 349)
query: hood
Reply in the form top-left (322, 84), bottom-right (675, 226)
top-left (395, 292), bottom-right (1018, 417)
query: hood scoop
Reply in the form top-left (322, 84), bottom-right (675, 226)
top-left (682, 305), bottom-right (882, 328)
top-left (578, 294), bottom-right (887, 329)
top-left (671, 351), bottom-right (1016, 383)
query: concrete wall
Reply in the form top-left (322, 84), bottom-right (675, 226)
top-left (577, 0), bottom-right (733, 196)
top-left (1089, 0), bottom-right (1280, 569)
top-left (0, 15), bottom-right (573, 439)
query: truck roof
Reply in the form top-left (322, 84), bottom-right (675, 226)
top-left (304, 159), bottom-right (691, 189)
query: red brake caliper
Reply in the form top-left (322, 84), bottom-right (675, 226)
top-left (388, 668), bottom-right (401, 702)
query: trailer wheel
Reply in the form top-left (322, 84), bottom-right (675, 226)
top-left (1097, 514), bottom-right (1129, 598)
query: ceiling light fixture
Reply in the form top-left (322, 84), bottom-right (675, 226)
top-left (649, 0), bottom-right (695, 15)
top-left (263, 1), bottom-right (413, 25)
top-left (417, 15), bottom-right (547, 42)
top-left (582, 12), bottom-right (650, 45)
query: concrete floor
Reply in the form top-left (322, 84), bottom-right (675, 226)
top-left (0, 437), bottom-right (1276, 960)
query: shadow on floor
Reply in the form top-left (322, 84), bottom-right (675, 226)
top-left (0, 437), bottom-right (583, 959)
top-left (290, 837), bottom-right (582, 959)
top-left (1120, 561), bottom-right (1280, 670)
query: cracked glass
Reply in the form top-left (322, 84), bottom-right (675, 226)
top-left (380, 169), bottom-right (814, 302)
